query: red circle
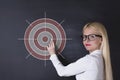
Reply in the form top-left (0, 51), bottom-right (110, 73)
top-left (24, 18), bottom-right (66, 60)
top-left (34, 28), bottom-right (56, 50)
top-left (43, 36), bottom-right (48, 42)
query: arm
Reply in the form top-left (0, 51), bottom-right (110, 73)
top-left (47, 39), bottom-right (87, 77)
top-left (50, 54), bottom-right (87, 77)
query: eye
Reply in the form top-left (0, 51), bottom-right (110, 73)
top-left (81, 35), bottom-right (87, 41)
top-left (89, 35), bottom-right (96, 39)
top-left (83, 35), bottom-right (87, 38)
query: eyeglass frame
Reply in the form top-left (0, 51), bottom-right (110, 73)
top-left (81, 34), bottom-right (102, 41)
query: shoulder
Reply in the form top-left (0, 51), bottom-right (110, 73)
top-left (79, 54), bottom-right (101, 65)
top-left (76, 55), bottom-right (92, 64)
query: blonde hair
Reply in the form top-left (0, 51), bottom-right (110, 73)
top-left (83, 22), bottom-right (113, 80)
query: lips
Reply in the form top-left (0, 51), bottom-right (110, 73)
top-left (85, 44), bottom-right (91, 46)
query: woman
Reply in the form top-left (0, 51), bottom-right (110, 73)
top-left (47, 22), bottom-right (113, 80)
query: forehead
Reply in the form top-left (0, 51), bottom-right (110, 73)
top-left (83, 27), bottom-right (99, 35)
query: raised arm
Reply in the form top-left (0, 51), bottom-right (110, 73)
top-left (47, 39), bottom-right (88, 77)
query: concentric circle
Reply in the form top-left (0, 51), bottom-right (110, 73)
top-left (24, 18), bottom-right (66, 60)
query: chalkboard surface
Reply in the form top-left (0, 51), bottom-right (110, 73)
top-left (0, 0), bottom-right (119, 80)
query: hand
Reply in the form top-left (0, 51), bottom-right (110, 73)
top-left (47, 39), bottom-right (55, 55)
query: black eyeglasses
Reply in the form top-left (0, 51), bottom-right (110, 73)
top-left (81, 34), bottom-right (102, 41)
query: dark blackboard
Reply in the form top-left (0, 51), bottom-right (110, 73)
top-left (0, 0), bottom-right (119, 80)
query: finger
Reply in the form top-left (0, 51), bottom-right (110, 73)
top-left (51, 39), bottom-right (54, 47)
top-left (49, 41), bottom-right (52, 47)
top-left (48, 42), bottom-right (51, 47)
top-left (52, 41), bottom-right (55, 47)
top-left (50, 39), bottom-right (53, 46)
top-left (46, 46), bottom-right (48, 49)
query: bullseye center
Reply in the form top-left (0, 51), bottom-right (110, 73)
top-left (42, 36), bottom-right (48, 42)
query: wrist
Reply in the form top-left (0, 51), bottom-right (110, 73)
top-left (50, 52), bottom-right (55, 55)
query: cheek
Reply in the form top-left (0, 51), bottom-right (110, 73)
top-left (93, 40), bottom-right (102, 48)
top-left (92, 43), bottom-right (98, 47)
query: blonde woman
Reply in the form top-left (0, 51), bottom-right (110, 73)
top-left (47, 22), bottom-right (113, 80)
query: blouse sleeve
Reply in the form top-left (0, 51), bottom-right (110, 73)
top-left (50, 54), bottom-right (89, 77)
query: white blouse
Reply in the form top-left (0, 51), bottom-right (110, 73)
top-left (50, 50), bottom-right (104, 80)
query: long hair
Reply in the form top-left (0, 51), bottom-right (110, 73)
top-left (82, 22), bottom-right (113, 80)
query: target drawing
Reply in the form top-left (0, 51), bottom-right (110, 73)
top-left (24, 18), bottom-right (66, 60)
